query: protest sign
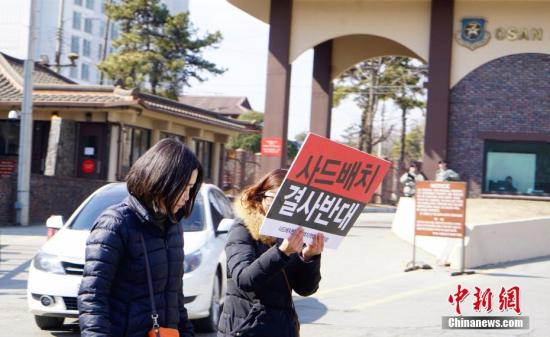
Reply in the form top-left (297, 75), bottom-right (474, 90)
top-left (260, 133), bottom-right (391, 249)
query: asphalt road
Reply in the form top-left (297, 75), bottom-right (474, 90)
top-left (1, 213), bottom-right (549, 336)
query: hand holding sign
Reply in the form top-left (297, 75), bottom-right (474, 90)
top-left (261, 133), bottom-right (391, 249)
top-left (279, 227), bottom-right (304, 256)
top-left (302, 232), bottom-right (325, 261)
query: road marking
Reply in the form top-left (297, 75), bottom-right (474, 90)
top-left (314, 272), bottom-right (406, 297)
top-left (347, 275), bottom-right (480, 311)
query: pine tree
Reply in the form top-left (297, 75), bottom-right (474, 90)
top-left (99, 0), bottom-right (224, 98)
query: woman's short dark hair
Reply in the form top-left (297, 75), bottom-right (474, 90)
top-left (126, 138), bottom-right (203, 219)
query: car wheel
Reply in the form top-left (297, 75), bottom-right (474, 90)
top-left (194, 271), bottom-right (222, 332)
top-left (34, 315), bottom-right (64, 330)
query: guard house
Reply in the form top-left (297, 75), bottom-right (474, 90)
top-left (229, 0), bottom-right (550, 199)
top-left (0, 53), bottom-right (258, 224)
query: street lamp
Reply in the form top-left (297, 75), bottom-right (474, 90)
top-left (8, 110), bottom-right (19, 120)
top-left (38, 53), bottom-right (79, 70)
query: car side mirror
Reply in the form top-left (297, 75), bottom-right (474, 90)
top-left (46, 215), bottom-right (64, 239)
top-left (216, 218), bottom-right (236, 235)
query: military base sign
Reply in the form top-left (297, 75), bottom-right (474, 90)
top-left (411, 181), bottom-right (470, 275)
top-left (415, 181), bottom-right (467, 238)
top-left (260, 133), bottom-right (391, 249)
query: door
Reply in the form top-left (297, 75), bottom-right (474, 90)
top-left (77, 123), bottom-right (107, 179)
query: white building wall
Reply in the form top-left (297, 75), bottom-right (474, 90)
top-left (0, 0), bottom-right (189, 85)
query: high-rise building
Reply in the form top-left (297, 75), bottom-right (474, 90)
top-left (0, 0), bottom-right (189, 84)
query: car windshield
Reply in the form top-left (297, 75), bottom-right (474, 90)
top-left (69, 188), bottom-right (205, 232)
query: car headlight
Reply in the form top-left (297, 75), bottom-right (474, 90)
top-left (184, 250), bottom-right (202, 273)
top-left (33, 252), bottom-right (65, 275)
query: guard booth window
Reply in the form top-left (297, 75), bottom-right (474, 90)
top-left (193, 139), bottom-right (213, 181)
top-left (484, 140), bottom-right (550, 196)
top-left (119, 126), bottom-right (151, 178)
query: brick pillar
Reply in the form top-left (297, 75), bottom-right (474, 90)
top-left (261, 0), bottom-right (293, 175)
top-left (423, 0), bottom-right (454, 179)
top-left (310, 40), bottom-right (333, 138)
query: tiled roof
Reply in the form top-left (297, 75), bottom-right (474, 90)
top-left (0, 53), bottom-right (259, 133)
top-left (178, 95), bottom-right (253, 116)
top-left (0, 72), bottom-right (20, 101)
top-left (2, 53), bottom-right (76, 85)
top-left (140, 93), bottom-right (256, 132)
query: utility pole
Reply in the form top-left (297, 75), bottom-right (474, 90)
top-left (54, 0), bottom-right (65, 73)
top-left (16, 0), bottom-right (37, 226)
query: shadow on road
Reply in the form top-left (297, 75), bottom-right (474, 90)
top-left (0, 259), bottom-right (31, 289)
top-left (294, 296), bottom-right (328, 323)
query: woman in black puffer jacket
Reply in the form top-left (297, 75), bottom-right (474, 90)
top-left (217, 169), bottom-right (324, 337)
top-left (77, 138), bottom-right (202, 337)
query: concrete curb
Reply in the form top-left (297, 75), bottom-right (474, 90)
top-left (362, 206), bottom-right (397, 213)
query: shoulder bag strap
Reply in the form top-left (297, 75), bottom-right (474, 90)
top-left (139, 234), bottom-right (160, 330)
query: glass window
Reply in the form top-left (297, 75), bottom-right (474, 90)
top-left (0, 120), bottom-right (20, 155)
top-left (484, 140), bottom-right (550, 196)
top-left (74, 0), bottom-right (82, 6)
top-left (132, 129), bottom-right (148, 161)
top-left (194, 139), bottom-right (213, 180)
top-left (72, 11), bottom-right (81, 30)
top-left (86, 0), bottom-right (94, 10)
top-left (211, 190), bottom-right (233, 218)
top-left (84, 18), bottom-right (93, 34)
top-left (97, 43), bottom-right (103, 59)
top-left (83, 39), bottom-right (91, 57)
top-left (70, 185), bottom-right (204, 232)
top-left (100, 0), bottom-right (106, 13)
top-left (120, 126), bottom-right (132, 176)
top-left (99, 21), bottom-right (106, 37)
top-left (70, 36), bottom-right (80, 53)
top-left (81, 63), bottom-right (90, 80)
top-left (119, 126), bottom-right (151, 177)
top-left (180, 197), bottom-right (205, 232)
top-left (110, 23), bottom-right (119, 39)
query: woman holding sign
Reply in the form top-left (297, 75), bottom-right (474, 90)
top-left (217, 169), bottom-right (324, 337)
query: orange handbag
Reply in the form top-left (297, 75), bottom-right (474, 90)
top-left (141, 235), bottom-right (180, 337)
top-left (148, 326), bottom-right (180, 337)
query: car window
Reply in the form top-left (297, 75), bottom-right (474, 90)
top-left (70, 193), bottom-right (126, 230)
top-left (180, 197), bottom-right (204, 232)
top-left (208, 192), bottom-right (224, 230)
top-left (211, 190), bottom-right (234, 218)
top-left (70, 190), bottom-right (205, 232)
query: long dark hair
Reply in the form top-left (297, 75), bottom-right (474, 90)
top-left (241, 169), bottom-right (287, 215)
top-left (126, 138), bottom-right (203, 219)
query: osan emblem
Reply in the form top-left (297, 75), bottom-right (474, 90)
top-left (455, 18), bottom-right (491, 50)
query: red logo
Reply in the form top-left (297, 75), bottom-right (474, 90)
top-left (82, 159), bottom-right (96, 174)
top-left (449, 285), bottom-right (522, 315)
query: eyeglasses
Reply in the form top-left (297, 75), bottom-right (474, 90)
top-left (263, 192), bottom-right (276, 200)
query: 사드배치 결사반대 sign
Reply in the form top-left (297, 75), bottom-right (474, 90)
top-left (260, 133), bottom-right (391, 249)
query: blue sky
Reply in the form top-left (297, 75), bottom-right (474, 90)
top-left (186, 0), bottom-right (363, 141)
top-left (186, 0), bottom-right (424, 142)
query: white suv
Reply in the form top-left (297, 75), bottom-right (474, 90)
top-left (27, 183), bottom-right (236, 332)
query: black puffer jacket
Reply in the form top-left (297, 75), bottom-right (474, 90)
top-left (217, 221), bottom-right (321, 337)
top-left (78, 195), bottom-right (194, 337)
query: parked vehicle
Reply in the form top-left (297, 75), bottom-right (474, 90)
top-left (27, 182), bottom-right (236, 332)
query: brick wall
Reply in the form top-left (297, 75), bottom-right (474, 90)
top-left (0, 176), bottom-right (15, 225)
top-left (0, 174), bottom-right (107, 226)
top-left (449, 53), bottom-right (550, 196)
